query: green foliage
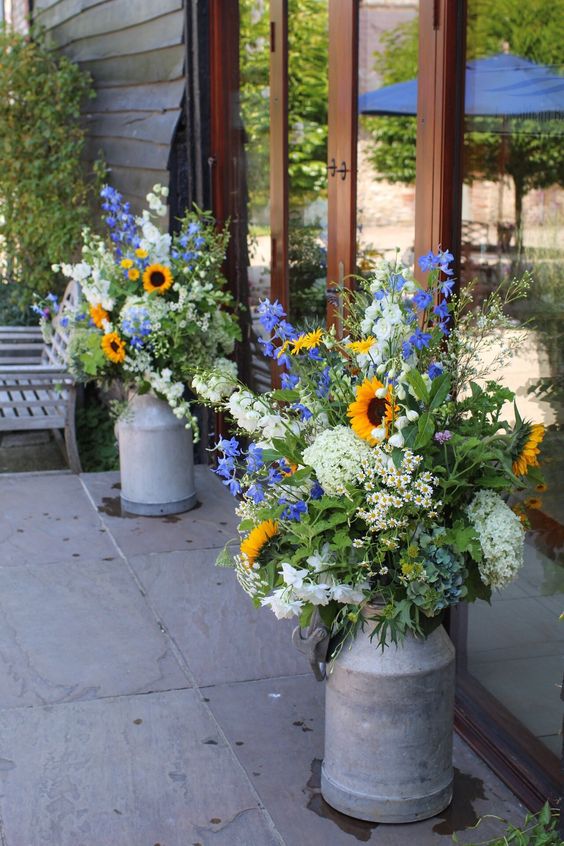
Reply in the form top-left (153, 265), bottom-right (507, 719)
top-left (288, 223), bottom-right (327, 323)
top-left (455, 802), bottom-right (561, 845)
top-left (240, 0), bottom-right (328, 208)
top-left (0, 26), bottom-right (100, 323)
top-left (76, 389), bottom-right (119, 472)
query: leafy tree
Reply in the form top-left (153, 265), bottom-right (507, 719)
top-left (0, 26), bottom-right (100, 322)
top-left (365, 0), bottom-right (564, 248)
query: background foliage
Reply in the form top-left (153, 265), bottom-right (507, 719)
top-left (0, 27), bottom-right (100, 324)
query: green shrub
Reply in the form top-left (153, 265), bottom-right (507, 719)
top-left (456, 802), bottom-right (561, 846)
top-left (0, 26), bottom-right (100, 323)
top-left (76, 388), bottom-right (119, 472)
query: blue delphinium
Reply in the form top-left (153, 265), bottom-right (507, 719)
top-left (279, 498), bottom-right (308, 522)
top-left (121, 305), bottom-right (152, 349)
top-left (100, 185), bottom-right (139, 254)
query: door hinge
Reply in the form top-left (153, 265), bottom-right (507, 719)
top-left (327, 158), bottom-right (350, 181)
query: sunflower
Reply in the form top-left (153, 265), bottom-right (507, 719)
top-left (347, 377), bottom-right (396, 445)
top-left (143, 263), bottom-right (173, 294)
top-left (240, 520), bottom-right (278, 567)
top-left (347, 337), bottom-right (375, 355)
top-left (90, 303), bottom-right (108, 329)
top-left (128, 268), bottom-right (140, 281)
top-left (101, 332), bottom-right (126, 364)
top-left (511, 422), bottom-right (545, 477)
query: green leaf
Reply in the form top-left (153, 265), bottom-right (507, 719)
top-left (414, 412), bottom-right (435, 449)
top-left (271, 388), bottom-right (300, 402)
top-left (216, 546), bottom-right (235, 568)
top-left (406, 369), bottom-right (429, 403)
top-left (429, 374), bottom-right (451, 410)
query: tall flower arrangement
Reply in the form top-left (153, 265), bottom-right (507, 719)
top-left (193, 251), bottom-right (544, 650)
top-left (35, 184), bottom-right (240, 432)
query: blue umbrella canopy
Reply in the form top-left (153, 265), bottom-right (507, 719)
top-left (358, 53), bottom-right (564, 117)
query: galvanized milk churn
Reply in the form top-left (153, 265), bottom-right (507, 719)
top-left (116, 392), bottom-right (197, 516)
top-left (320, 615), bottom-right (455, 823)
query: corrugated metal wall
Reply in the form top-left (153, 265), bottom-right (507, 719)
top-left (35, 0), bottom-right (186, 213)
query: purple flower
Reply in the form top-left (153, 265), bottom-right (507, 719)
top-left (409, 329), bottom-right (431, 351)
top-left (413, 289), bottom-right (433, 310)
top-left (434, 430), bottom-right (452, 444)
top-left (279, 498), bottom-right (308, 521)
top-left (257, 298), bottom-right (286, 331)
top-left (310, 481), bottom-right (324, 500)
top-left (428, 363), bottom-right (443, 379)
top-left (246, 443), bottom-right (264, 473)
top-left (281, 372), bottom-right (299, 390)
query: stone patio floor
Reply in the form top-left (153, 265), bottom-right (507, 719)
top-left (0, 465), bottom-right (528, 846)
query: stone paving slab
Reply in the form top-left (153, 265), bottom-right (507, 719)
top-left (205, 675), bottom-right (526, 846)
top-left (0, 473), bottom-right (115, 565)
top-left (129, 548), bottom-right (310, 686)
top-left (0, 556), bottom-right (188, 708)
top-left (0, 689), bottom-right (281, 846)
top-left (81, 467), bottom-right (238, 556)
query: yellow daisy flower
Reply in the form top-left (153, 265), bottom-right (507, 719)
top-left (135, 248), bottom-right (149, 259)
top-left (101, 332), bottom-right (126, 364)
top-left (240, 520), bottom-right (278, 568)
top-left (143, 263), bottom-right (173, 294)
top-left (120, 258), bottom-right (134, 269)
top-left (291, 334), bottom-right (309, 355)
top-left (303, 329), bottom-right (323, 349)
top-left (347, 337), bottom-right (375, 355)
top-left (90, 303), bottom-right (108, 329)
top-left (511, 422), bottom-right (545, 477)
top-left (128, 268), bottom-right (140, 281)
top-left (347, 377), bottom-right (397, 445)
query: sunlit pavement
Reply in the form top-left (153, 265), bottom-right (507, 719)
top-left (0, 467), bottom-right (525, 845)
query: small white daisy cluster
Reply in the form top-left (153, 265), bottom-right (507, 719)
top-left (356, 448), bottom-right (441, 533)
top-left (466, 490), bottom-right (525, 588)
top-left (302, 426), bottom-right (373, 496)
top-left (260, 547), bottom-right (369, 620)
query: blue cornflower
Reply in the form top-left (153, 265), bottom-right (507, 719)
top-left (247, 483), bottom-right (265, 504)
top-left (257, 298), bottom-right (286, 331)
top-left (434, 300), bottom-right (449, 320)
top-left (218, 436), bottom-right (240, 458)
top-left (279, 499), bottom-right (308, 522)
top-left (310, 481), bottom-right (324, 500)
top-left (281, 372), bottom-right (299, 390)
top-left (316, 366), bottom-right (330, 398)
top-left (292, 403), bottom-right (313, 422)
top-left (224, 477), bottom-right (241, 496)
top-left (413, 289), bottom-right (433, 310)
top-left (258, 337), bottom-right (274, 358)
top-left (409, 329), bottom-right (432, 351)
top-left (428, 363), bottom-right (443, 379)
top-left (246, 443), bottom-right (264, 473)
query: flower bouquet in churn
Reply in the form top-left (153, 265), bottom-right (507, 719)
top-left (192, 249), bottom-right (544, 822)
top-left (37, 183), bottom-right (240, 514)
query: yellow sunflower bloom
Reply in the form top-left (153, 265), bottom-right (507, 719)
top-left (128, 268), bottom-right (140, 281)
top-left (347, 377), bottom-right (396, 445)
top-left (90, 303), bottom-right (108, 329)
top-left (101, 332), bottom-right (126, 364)
top-left (135, 248), bottom-right (149, 259)
top-left (240, 520), bottom-right (278, 568)
top-left (511, 423), bottom-right (545, 477)
top-left (143, 263), bottom-right (173, 294)
top-left (120, 258), bottom-right (134, 269)
top-left (347, 337), bottom-right (375, 355)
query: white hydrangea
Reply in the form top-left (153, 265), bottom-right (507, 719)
top-left (302, 426), bottom-right (373, 496)
top-left (467, 490), bottom-right (525, 588)
top-left (192, 358), bottom-right (238, 403)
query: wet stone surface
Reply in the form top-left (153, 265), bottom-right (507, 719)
top-left (0, 468), bottom-right (527, 845)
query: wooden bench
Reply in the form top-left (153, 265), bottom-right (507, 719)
top-left (0, 282), bottom-right (81, 473)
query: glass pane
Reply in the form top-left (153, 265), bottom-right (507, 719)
top-left (239, 0), bottom-right (273, 390)
top-left (287, 0), bottom-right (329, 327)
top-left (357, 1), bottom-right (419, 272)
top-left (461, 0), bottom-right (564, 757)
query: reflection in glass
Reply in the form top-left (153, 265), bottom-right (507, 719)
top-left (288, 0), bottom-right (328, 327)
top-left (462, 0), bottom-right (564, 758)
top-left (357, 1), bottom-right (419, 271)
top-left (239, 0), bottom-right (272, 389)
